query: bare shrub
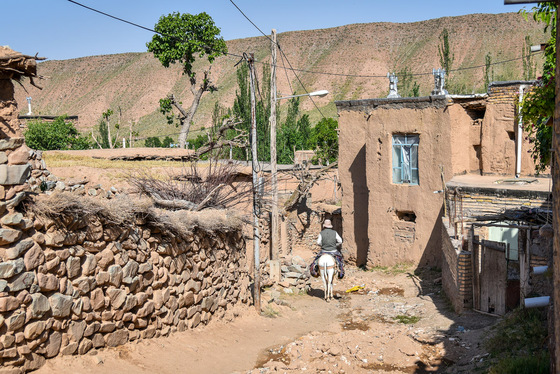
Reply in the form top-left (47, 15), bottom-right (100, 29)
top-left (128, 160), bottom-right (255, 211)
top-left (23, 192), bottom-right (243, 236)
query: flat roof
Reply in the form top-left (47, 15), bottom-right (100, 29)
top-left (446, 174), bottom-right (551, 199)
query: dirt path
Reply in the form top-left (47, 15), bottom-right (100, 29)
top-left (35, 265), bottom-right (497, 374)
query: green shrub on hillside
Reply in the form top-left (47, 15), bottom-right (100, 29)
top-left (24, 116), bottom-right (91, 151)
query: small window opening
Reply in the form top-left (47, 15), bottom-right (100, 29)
top-left (507, 131), bottom-right (516, 141)
top-left (395, 210), bottom-right (416, 222)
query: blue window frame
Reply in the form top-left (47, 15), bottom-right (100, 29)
top-left (392, 134), bottom-right (419, 185)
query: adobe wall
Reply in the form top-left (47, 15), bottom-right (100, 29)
top-left (337, 108), bottom-right (369, 266)
top-left (447, 102), bottom-right (484, 175)
top-left (482, 82), bottom-right (539, 176)
top-left (337, 97), bottom-right (452, 267)
top-left (0, 200), bottom-right (250, 373)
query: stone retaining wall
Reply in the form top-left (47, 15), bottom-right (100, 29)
top-left (0, 201), bottom-right (250, 373)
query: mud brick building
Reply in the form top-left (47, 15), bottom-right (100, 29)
top-left (336, 81), bottom-right (542, 268)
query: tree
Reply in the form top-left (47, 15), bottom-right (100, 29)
top-left (308, 118), bottom-right (338, 165)
top-left (24, 116), bottom-right (90, 151)
top-left (277, 97), bottom-right (310, 164)
top-left (145, 137), bottom-right (162, 148)
top-left (484, 52), bottom-right (493, 90)
top-left (522, 36), bottom-right (537, 81)
top-left (398, 67), bottom-right (420, 97)
top-left (519, 4), bottom-right (556, 172)
top-left (147, 12), bottom-right (228, 149)
top-left (230, 63), bottom-right (271, 161)
top-left (92, 109), bottom-right (120, 149)
top-left (162, 136), bottom-right (174, 148)
top-left (438, 28), bottom-right (454, 76)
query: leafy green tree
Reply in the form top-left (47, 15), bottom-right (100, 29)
top-left (308, 118), bottom-right (338, 165)
top-left (93, 109), bottom-right (120, 149)
top-left (438, 28), bottom-right (454, 76)
top-left (145, 137), bottom-right (162, 148)
top-left (522, 36), bottom-right (537, 81)
top-left (230, 63), bottom-right (271, 161)
top-left (277, 97), bottom-right (311, 164)
top-left (398, 67), bottom-right (420, 97)
top-left (147, 12), bottom-right (228, 149)
top-left (162, 136), bottom-right (174, 148)
top-left (25, 116), bottom-right (90, 150)
top-left (484, 52), bottom-right (493, 90)
top-left (520, 4), bottom-right (556, 172)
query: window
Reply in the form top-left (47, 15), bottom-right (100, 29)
top-left (392, 134), bottom-right (419, 185)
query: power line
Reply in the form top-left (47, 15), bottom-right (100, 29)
top-left (68, 0), bottom-right (543, 82)
top-left (228, 0), bottom-right (327, 120)
top-left (68, 0), bottom-right (162, 35)
top-left (234, 50), bottom-right (544, 79)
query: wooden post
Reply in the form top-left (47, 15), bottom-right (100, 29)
top-left (553, 2), bottom-right (560, 369)
top-left (270, 29), bottom-right (279, 261)
top-left (248, 53), bottom-right (261, 312)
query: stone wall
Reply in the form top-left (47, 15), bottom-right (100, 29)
top-left (0, 199), bottom-right (250, 373)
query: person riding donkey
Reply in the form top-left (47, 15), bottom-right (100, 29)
top-left (310, 219), bottom-right (345, 278)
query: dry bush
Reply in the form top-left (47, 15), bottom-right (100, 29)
top-left (25, 192), bottom-right (142, 226)
top-left (23, 192), bottom-right (243, 236)
top-left (128, 160), bottom-right (255, 211)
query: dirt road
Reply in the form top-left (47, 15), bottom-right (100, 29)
top-left (35, 265), bottom-right (496, 374)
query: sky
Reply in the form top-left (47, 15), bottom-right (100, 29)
top-left (2, 0), bottom-right (534, 61)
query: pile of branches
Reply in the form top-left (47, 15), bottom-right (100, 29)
top-left (128, 159), bottom-right (253, 211)
top-left (283, 161), bottom-right (338, 212)
top-left (0, 46), bottom-right (45, 89)
top-left (473, 206), bottom-right (553, 225)
top-left (23, 192), bottom-right (243, 236)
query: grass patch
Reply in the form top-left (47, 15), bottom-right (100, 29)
top-left (485, 308), bottom-right (550, 373)
top-left (392, 315), bottom-right (420, 324)
top-left (485, 308), bottom-right (548, 356)
top-left (261, 305), bottom-right (280, 318)
top-left (489, 352), bottom-right (549, 374)
top-left (369, 263), bottom-right (412, 275)
top-left (43, 152), bottom-right (191, 169)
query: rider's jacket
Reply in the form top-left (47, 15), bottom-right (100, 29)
top-left (319, 228), bottom-right (338, 252)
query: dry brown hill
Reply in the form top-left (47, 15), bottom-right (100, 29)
top-left (14, 12), bottom-right (545, 143)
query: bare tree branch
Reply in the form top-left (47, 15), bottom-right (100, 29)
top-left (284, 161), bottom-right (338, 212)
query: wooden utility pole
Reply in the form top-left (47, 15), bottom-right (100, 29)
top-left (248, 53), bottom-right (261, 312)
top-left (270, 29), bottom-right (279, 260)
top-left (553, 1), bottom-right (560, 370)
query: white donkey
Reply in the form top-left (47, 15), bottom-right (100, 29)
top-left (318, 253), bottom-right (337, 301)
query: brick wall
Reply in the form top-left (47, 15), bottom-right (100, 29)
top-left (441, 220), bottom-right (473, 314)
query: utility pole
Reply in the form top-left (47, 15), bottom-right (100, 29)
top-left (248, 53), bottom-right (261, 312)
top-left (270, 29), bottom-right (279, 261)
top-left (553, 2), bottom-right (560, 371)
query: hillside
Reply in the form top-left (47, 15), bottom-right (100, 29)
top-left (14, 12), bottom-right (546, 142)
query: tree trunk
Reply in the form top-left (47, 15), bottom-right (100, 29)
top-left (177, 70), bottom-right (211, 149)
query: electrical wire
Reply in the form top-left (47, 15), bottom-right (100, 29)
top-left (67, 0), bottom-right (544, 81)
top-left (280, 46), bottom-right (295, 95)
top-left (228, 0), bottom-right (326, 119)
